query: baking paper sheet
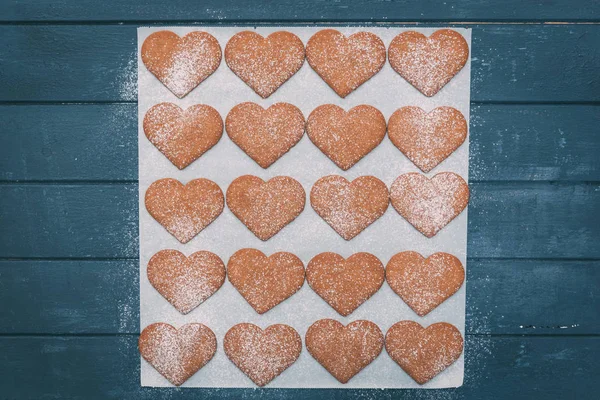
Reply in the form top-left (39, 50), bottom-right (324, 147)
top-left (138, 26), bottom-right (471, 388)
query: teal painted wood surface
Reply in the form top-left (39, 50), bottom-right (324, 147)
top-left (1, 25), bottom-right (600, 102)
top-left (1, 0), bottom-right (599, 22)
top-left (0, 1), bottom-right (599, 398)
top-left (0, 259), bottom-right (597, 335)
top-left (0, 336), bottom-right (597, 399)
top-left (1, 104), bottom-right (599, 182)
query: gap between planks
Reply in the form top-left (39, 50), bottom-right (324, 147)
top-left (1, 21), bottom-right (600, 26)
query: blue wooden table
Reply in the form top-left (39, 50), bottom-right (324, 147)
top-left (1, 1), bottom-right (599, 398)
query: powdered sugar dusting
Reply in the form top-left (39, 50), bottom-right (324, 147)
top-left (139, 323), bottom-right (217, 386)
top-left (148, 250), bottom-right (225, 314)
top-left (138, 26), bottom-right (471, 389)
top-left (225, 102), bottom-right (305, 168)
top-left (224, 324), bottom-right (302, 386)
top-left (141, 31), bottom-right (221, 98)
top-left (145, 178), bottom-right (224, 243)
top-left (389, 30), bottom-right (469, 97)
top-left (390, 173), bottom-right (469, 238)
top-left (225, 31), bottom-right (305, 98)
top-left (310, 176), bottom-right (389, 240)
top-left (388, 106), bottom-right (467, 173)
top-left (306, 30), bottom-right (386, 97)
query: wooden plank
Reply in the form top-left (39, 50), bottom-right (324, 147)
top-left (0, 104), bottom-right (137, 182)
top-left (0, 259), bottom-right (596, 335)
top-left (0, 260), bottom-right (138, 334)
top-left (0, 335), bottom-right (597, 399)
top-left (2, 104), bottom-right (599, 182)
top-left (0, 184), bottom-right (138, 259)
top-left (1, 25), bottom-right (600, 102)
top-left (1, 0), bottom-right (599, 22)
top-left (469, 104), bottom-right (600, 182)
top-left (0, 182), bottom-right (598, 259)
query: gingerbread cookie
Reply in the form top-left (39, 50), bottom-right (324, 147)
top-left (306, 104), bottom-right (386, 170)
top-left (226, 175), bottom-right (306, 240)
top-left (147, 250), bottom-right (226, 314)
top-left (225, 31), bottom-right (305, 98)
top-left (305, 319), bottom-right (383, 383)
top-left (310, 175), bottom-right (389, 240)
top-left (306, 29), bottom-right (386, 98)
top-left (143, 103), bottom-right (223, 170)
top-left (390, 172), bottom-right (469, 238)
top-left (145, 178), bottom-right (224, 243)
top-left (139, 322), bottom-right (217, 386)
top-left (226, 102), bottom-right (305, 168)
top-left (306, 252), bottom-right (384, 316)
top-left (141, 31), bottom-right (221, 98)
top-left (228, 248), bottom-right (305, 314)
top-left (388, 29), bottom-right (469, 97)
top-left (386, 252), bottom-right (464, 316)
top-left (224, 323), bottom-right (302, 386)
top-left (387, 106), bottom-right (467, 173)
top-left (385, 321), bottom-right (463, 384)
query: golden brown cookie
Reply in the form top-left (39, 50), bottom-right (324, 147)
top-left (390, 172), bottom-right (469, 238)
top-left (306, 252), bottom-right (384, 316)
top-left (387, 106), bottom-right (467, 173)
top-left (143, 103), bottom-right (223, 170)
top-left (386, 252), bottom-right (464, 316)
top-left (385, 321), bottom-right (464, 384)
top-left (145, 178), bottom-right (224, 243)
top-left (228, 248), bottom-right (305, 314)
top-left (224, 323), bottom-right (302, 387)
top-left (310, 175), bottom-right (389, 240)
top-left (388, 29), bottom-right (469, 97)
top-left (226, 175), bottom-right (306, 240)
top-left (226, 102), bottom-right (305, 168)
top-left (306, 104), bottom-right (386, 170)
top-left (141, 31), bottom-right (222, 98)
top-left (139, 322), bottom-right (217, 386)
top-left (225, 31), bottom-right (305, 98)
top-left (147, 250), bottom-right (226, 314)
top-left (305, 319), bottom-right (383, 383)
top-left (306, 29), bottom-right (386, 98)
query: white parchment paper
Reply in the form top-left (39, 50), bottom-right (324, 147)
top-left (138, 26), bottom-right (471, 388)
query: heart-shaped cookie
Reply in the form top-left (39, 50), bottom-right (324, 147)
top-left (388, 29), bottom-right (469, 97)
top-left (145, 178), bottom-right (224, 243)
top-left (305, 319), bottom-right (383, 383)
top-left (226, 102), bottom-right (305, 168)
top-left (139, 322), bottom-right (217, 386)
top-left (226, 175), bottom-right (306, 240)
top-left (225, 31), bottom-right (305, 98)
top-left (306, 29), bottom-right (386, 98)
top-left (147, 250), bottom-right (226, 314)
top-left (228, 248), bottom-right (305, 314)
top-left (143, 103), bottom-right (223, 170)
top-left (386, 252), bottom-right (464, 316)
top-left (388, 106), bottom-right (467, 173)
top-left (385, 321), bottom-right (464, 384)
top-left (306, 104), bottom-right (386, 170)
top-left (390, 172), bottom-right (469, 238)
top-left (141, 31), bottom-right (222, 98)
top-left (310, 175), bottom-right (389, 240)
top-left (224, 323), bottom-right (302, 386)
top-left (306, 252), bottom-right (384, 316)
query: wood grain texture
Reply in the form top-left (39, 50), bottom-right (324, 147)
top-left (0, 259), bottom-right (596, 335)
top-left (0, 335), bottom-right (597, 399)
top-left (1, 104), bottom-right (598, 182)
top-left (1, 0), bottom-right (599, 22)
top-left (1, 183), bottom-right (597, 259)
top-left (0, 5), bottom-right (598, 397)
top-left (1, 25), bottom-right (600, 102)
